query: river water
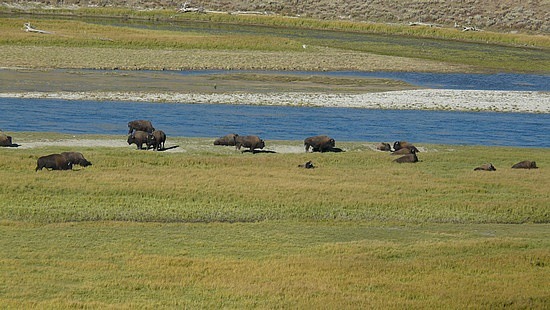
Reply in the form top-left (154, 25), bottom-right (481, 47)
top-left (1, 96), bottom-right (549, 147)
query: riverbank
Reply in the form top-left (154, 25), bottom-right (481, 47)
top-left (1, 89), bottom-right (549, 113)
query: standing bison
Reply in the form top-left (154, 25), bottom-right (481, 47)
top-left (128, 131), bottom-right (149, 150)
top-left (214, 133), bottom-right (238, 146)
top-left (304, 135), bottom-right (335, 152)
top-left (128, 120), bottom-right (155, 134)
top-left (147, 130), bottom-right (166, 151)
top-left (36, 154), bottom-right (73, 171)
top-left (235, 135), bottom-right (265, 151)
top-left (61, 152), bottom-right (92, 167)
top-left (511, 160), bottom-right (538, 169)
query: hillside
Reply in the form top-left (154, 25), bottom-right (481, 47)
top-left (2, 0), bottom-right (549, 33)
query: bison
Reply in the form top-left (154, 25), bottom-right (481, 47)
top-left (0, 133), bottom-right (12, 147)
top-left (36, 154), bottom-right (73, 171)
top-left (61, 152), bottom-right (92, 167)
top-left (376, 142), bottom-right (391, 151)
top-left (127, 131), bottom-right (149, 150)
top-left (391, 147), bottom-right (416, 155)
top-left (235, 135), bottom-right (265, 151)
top-left (304, 135), bottom-right (335, 153)
top-left (511, 160), bottom-right (538, 169)
top-left (393, 141), bottom-right (419, 153)
top-left (214, 133), bottom-right (238, 146)
top-left (393, 148), bottom-right (418, 163)
top-left (128, 120), bottom-right (155, 134)
top-left (147, 130), bottom-right (166, 151)
top-left (474, 163), bottom-right (496, 171)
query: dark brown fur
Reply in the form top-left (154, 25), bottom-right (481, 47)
top-left (393, 148), bottom-right (418, 163)
top-left (36, 154), bottom-right (73, 171)
top-left (391, 147), bottom-right (415, 155)
top-left (214, 133), bottom-right (238, 146)
top-left (298, 161), bottom-right (315, 169)
top-left (393, 141), bottom-right (419, 153)
top-left (61, 152), bottom-right (92, 167)
top-left (128, 120), bottom-right (155, 134)
top-left (511, 160), bottom-right (538, 169)
top-left (235, 135), bottom-right (265, 151)
top-left (304, 135), bottom-right (335, 152)
top-left (376, 142), bottom-right (391, 151)
top-left (147, 130), bottom-right (166, 151)
top-left (0, 134), bottom-right (12, 146)
top-left (474, 163), bottom-right (496, 171)
top-left (127, 131), bottom-right (149, 150)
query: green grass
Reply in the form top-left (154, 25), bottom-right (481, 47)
top-left (1, 134), bottom-right (549, 307)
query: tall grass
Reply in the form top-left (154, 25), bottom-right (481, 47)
top-left (1, 136), bottom-right (548, 224)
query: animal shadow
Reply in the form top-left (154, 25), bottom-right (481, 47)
top-left (242, 149), bottom-right (277, 154)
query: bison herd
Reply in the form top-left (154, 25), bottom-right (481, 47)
top-left (0, 122), bottom-right (542, 172)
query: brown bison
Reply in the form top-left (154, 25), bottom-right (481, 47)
top-left (393, 148), bottom-right (418, 163)
top-left (127, 131), bottom-right (149, 150)
top-left (376, 142), bottom-right (391, 151)
top-left (147, 130), bottom-right (166, 151)
top-left (393, 141), bottom-right (419, 153)
top-left (298, 161), bottom-right (315, 169)
top-left (0, 133), bottom-right (12, 147)
top-left (391, 147), bottom-right (416, 155)
top-left (36, 154), bottom-right (73, 171)
top-left (128, 120), bottom-right (154, 134)
top-left (474, 163), bottom-right (496, 171)
top-left (214, 133), bottom-right (238, 146)
top-left (61, 152), bottom-right (92, 167)
top-left (304, 135), bottom-right (335, 152)
top-left (511, 160), bottom-right (538, 169)
top-left (235, 135), bottom-right (265, 151)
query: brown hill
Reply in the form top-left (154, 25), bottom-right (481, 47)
top-left (3, 0), bottom-right (549, 33)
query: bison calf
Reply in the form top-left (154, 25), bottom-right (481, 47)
top-left (36, 154), bottom-right (73, 171)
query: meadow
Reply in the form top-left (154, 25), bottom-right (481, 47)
top-left (0, 6), bottom-right (549, 308)
top-left (0, 134), bottom-right (549, 308)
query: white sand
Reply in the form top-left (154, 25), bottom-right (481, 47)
top-left (0, 89), bottom-right (549, 113)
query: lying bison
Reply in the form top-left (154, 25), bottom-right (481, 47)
top-left (376, 142), bottom-right (391, 151)
top-left (393, 141), bottom-right (419, 153)
top-left (474, 163), bottom-right (496, 171)
top-left (393, 148), bottom-right (418, 163)
top-left (147, 130), bottom-right (166, 151)
top-left (36, 154), bottom-right (72, 171)
top-left (128, 131), bottom-right (149, 150)
top-left (128, 120), bottom-right (154, 134)
top-left (235, 135), bottom-right (265, 151)
top-left (304, 135), bottom-right (335, 153)
top-left (214, 133), bottom-right (238, 146)
top-left (511, 160), bottom-right (538, 169)
top-left (391, 147), bottom-right (416, 155)
top-left (61, 152), bottom-right (92, 167)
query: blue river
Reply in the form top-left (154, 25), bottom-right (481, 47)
top-left (1, 97), bottom-right (549, 148)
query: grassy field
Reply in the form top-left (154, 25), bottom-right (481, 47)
top-left (0, 134), bottom-right (549, 307)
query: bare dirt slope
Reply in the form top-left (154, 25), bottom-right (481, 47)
top-left (4, 0), bottom-right (548, 33)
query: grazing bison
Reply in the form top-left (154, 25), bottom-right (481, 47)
top-left (393, 141), bottom-right (419, 153)
top-left (214, 133), bottom-right (238, 146)
top-left (298, 161), bottom-right (315, 169)
top-left (512, 160), bottom-right (538, 169)
top-left (304, 135), bottom-right (335, 152)
top-left (376, 142), bottom-right (391, 151)
top-left (36, 154), bottom-right (73, 171)
top-left (474, 163), bottom-right (496, 171)
top-left (61, 152), bottom-right (92, 167)
top-left (127, 131), bottom-right (149, 150)
top-left (128, 120), bottom-right (154, 134)
top-left (393, 148), bottom-right (418, 163)
top-left (147, 130), bottom-right (166, 151)
top-left (235, 135), bottom-right (265, 151)
top-left (0, 133), bottom-right (12, 146)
